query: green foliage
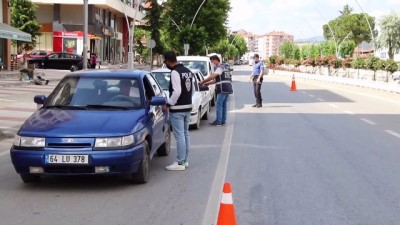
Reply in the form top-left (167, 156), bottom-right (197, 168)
top-left (377, 13), bottom-right (400, 60)
top-left (384, 59), bottom-right (399, 73)
top-left (230, 35), bottom-right (247, 59)
top-left (138, 0), bottom-right (164, 55)
top-left (338, 40), bottom-right (356, 58)
top-left (323, 5), bottom-right (376, 47)
top-left (134, 28), bottom-right (151, 57)
top-left (351, 57), bottom-right (366, 69)
top-left (10, 0), bottom-right (41, 52)
top-left (269, 55), bottom-right (278, 65)
top-left (319, 41), bottom-right (336, 56)
top-left (364, 56), bottom-right (381, 71)
top-left (161, 0), bottom-right (230, 55)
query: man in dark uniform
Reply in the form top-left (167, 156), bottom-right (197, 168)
top-left (200, 54), bottom-right (233, 126)
top-left (162, 51), bottom-right (193, 171)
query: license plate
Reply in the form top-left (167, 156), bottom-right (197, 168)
top-left (45, 154), bottom-right (89, 164)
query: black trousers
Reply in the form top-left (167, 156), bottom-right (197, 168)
top-left (253, 77), bottom-right (263, 104)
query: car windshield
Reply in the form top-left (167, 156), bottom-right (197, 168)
top-left (43, 76), bottom-right (143, 109)
top-left (152, 72), bottom-right (170, 90)
top-left (178, 60), bottom-right (207, 75)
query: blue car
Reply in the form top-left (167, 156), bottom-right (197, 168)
top-left (10, 70), bottom-right (171, 184)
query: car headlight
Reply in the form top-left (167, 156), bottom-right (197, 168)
top-left (95, 135), bottom-right (134, 149)
top-left (13, 135), bottom-right (45, 147)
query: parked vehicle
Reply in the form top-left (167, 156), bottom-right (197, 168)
top-left (10, 70), bottom-right (171, 184)
top-left (27, 52), bottom-right (83, 72)
top-left (392, 70), bottom-right (400, 81)
top-left (17, 50), bottom-right (52, 61)
top-left (151, 68), bottom-right (211, 129)
top-left (175, 56), bottom-right (216, 106)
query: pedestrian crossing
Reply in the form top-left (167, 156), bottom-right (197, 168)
top-left (0, 83), bottom-right (56, 135)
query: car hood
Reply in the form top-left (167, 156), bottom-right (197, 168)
top-left (18, 109), bottom-right (147, 137)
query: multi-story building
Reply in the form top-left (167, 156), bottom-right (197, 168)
top-left (235, 30), bottom-right (294, 61)
top-left (265, 31), bottom-right (293, 57)
top-left (0, 0), bottom-right (31, 70)
top-left (30, 0), bottom-right (146, 64)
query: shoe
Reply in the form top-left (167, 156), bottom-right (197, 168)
top-left (165, 162), bottom-right (185, 171)
top-left (252, 104), bottom-right (257, 107)
top-left (256, 104), bottom-right (262, 108)
top-left (221, 122), bottom-right (226, 126)
top-left (184, 161), bottom-right (189, 168)
top-left (209, 121), bottom-right (221, 126)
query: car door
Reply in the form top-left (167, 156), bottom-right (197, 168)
top-left (45, 53), bottom-right (61, 69)
top-left (194, 71), bottom-right (210, 112)
top-left (144, 74), bottom-right (165, 154)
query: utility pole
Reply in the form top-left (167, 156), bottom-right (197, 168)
top-left (127, 0), bottom-right (140, 70)
top-left (83, 0), bottom-right (88, 69)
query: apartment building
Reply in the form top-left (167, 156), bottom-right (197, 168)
top-left (265, 31), bottom-right (293, 57)
top-left (235, 30), bottom-right (294, 61)
top-left (0, 0), bottom-right (31, 70)
top-left (31, 0), bottom-right (145, 64)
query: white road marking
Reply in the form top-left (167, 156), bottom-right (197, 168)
top-left (0, 99), bottom-right (15, 102)
top-left (309, 94), bottom-right (315, 97)
top-left (360, 118), bottom-right (376, 125)
top-left (317, 98), bottom-right (325, 101)
top-left (344, 110), bottom-right (355, 115)
top-left (385, 130), bottom-right (400, 138)
top-left (329, 103), bottom-right (339, 108)
top-left (202, 94), bottom-right (235, 225)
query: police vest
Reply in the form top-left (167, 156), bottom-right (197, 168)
top-left (169, 64), bottom-right (193, 112)
top-left (215, 64), bottom-right (233, 94)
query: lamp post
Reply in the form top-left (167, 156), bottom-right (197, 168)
top-left (354, 0), bottom-right (375, 54)
top-left (83, 0), bottom-right (88, 69)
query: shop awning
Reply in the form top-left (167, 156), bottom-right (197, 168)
top-left (0, 23), bottom-right (32, 42)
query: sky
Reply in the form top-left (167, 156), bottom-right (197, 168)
top-left (227, 0), bottom-right (400, 40)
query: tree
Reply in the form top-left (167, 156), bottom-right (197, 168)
top-left (10, 0), bottom-right (41, 53)
top-left (229, 35), bottom-right (247, 60)
top-left (376, 13), bottom-right (400, 60)
top-left (138, 0), bottom-right (164, 56)
top-left (323, 5), bottom-right (376, 50)
top-left (161, 0), bottom-right (230, 55)
top-left (338, 40), bottom-right (356, 58)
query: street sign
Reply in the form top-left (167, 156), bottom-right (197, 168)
top-left (147, 39), bottom-right (156, 49)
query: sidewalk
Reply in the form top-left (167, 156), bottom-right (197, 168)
top-left (0, 62), bottom-right (151, 88)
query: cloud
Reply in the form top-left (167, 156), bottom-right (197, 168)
top-left (228, 0), bottom-right (396, 39)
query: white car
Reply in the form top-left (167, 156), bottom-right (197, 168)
top-left (392, 70), bottom-right (400, 81)
top-left (163, 56), bottom-right (217, 106)
top-left (151, 68), bottom-right (212, 129)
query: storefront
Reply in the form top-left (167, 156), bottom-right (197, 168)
top-left (0, 23), bottom-right (31, 70)
top-left (53, 31), bottom-right (101, 56)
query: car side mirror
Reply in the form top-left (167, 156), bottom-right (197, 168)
top-left (150, 96), bottom-right (167, 106)
top-left (34, 95), bottom-right (46, 109)
top-left (230, 68), bottom-right (233, 72)
top-left (199, 85), bottom-right (209, 91)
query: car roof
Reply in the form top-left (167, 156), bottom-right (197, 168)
top-left (65, 70), bottom-right (149, 79)
top-left (177, 56), bottom-right (210, 61)
top-left (151, 68), bottom-right (201, 73)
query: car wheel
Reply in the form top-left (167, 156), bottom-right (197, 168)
top-left (157, 125), bottom-right (171, 156)
top-left (34, 62), bottom-right (40, 69)
top-left (131, 141), bottom-right (150, 184)
top-left (70, 65), bottom-right (78, 72)
top-left (20, 174), bottom-right (40, 183)
top-left (202, 102), bottom-right (210, 120)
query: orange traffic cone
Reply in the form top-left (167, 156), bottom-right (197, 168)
top-left (217, 182), bottom-right (237, 225)
top-left (290, 74), bottom-right (297, 91)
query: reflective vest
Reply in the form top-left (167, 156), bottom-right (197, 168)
top-left (169, 64), bottom-right (193, 112)
top-left (215, 64), bottom-right (233, 94)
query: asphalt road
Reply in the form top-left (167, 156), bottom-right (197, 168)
top-left (1, 65), bottom-right (400, 225)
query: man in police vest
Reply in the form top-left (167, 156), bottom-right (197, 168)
top-left (162, 51), bottom-right (193, 171)
top-left (199, 54), bottom-right (233, 126)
